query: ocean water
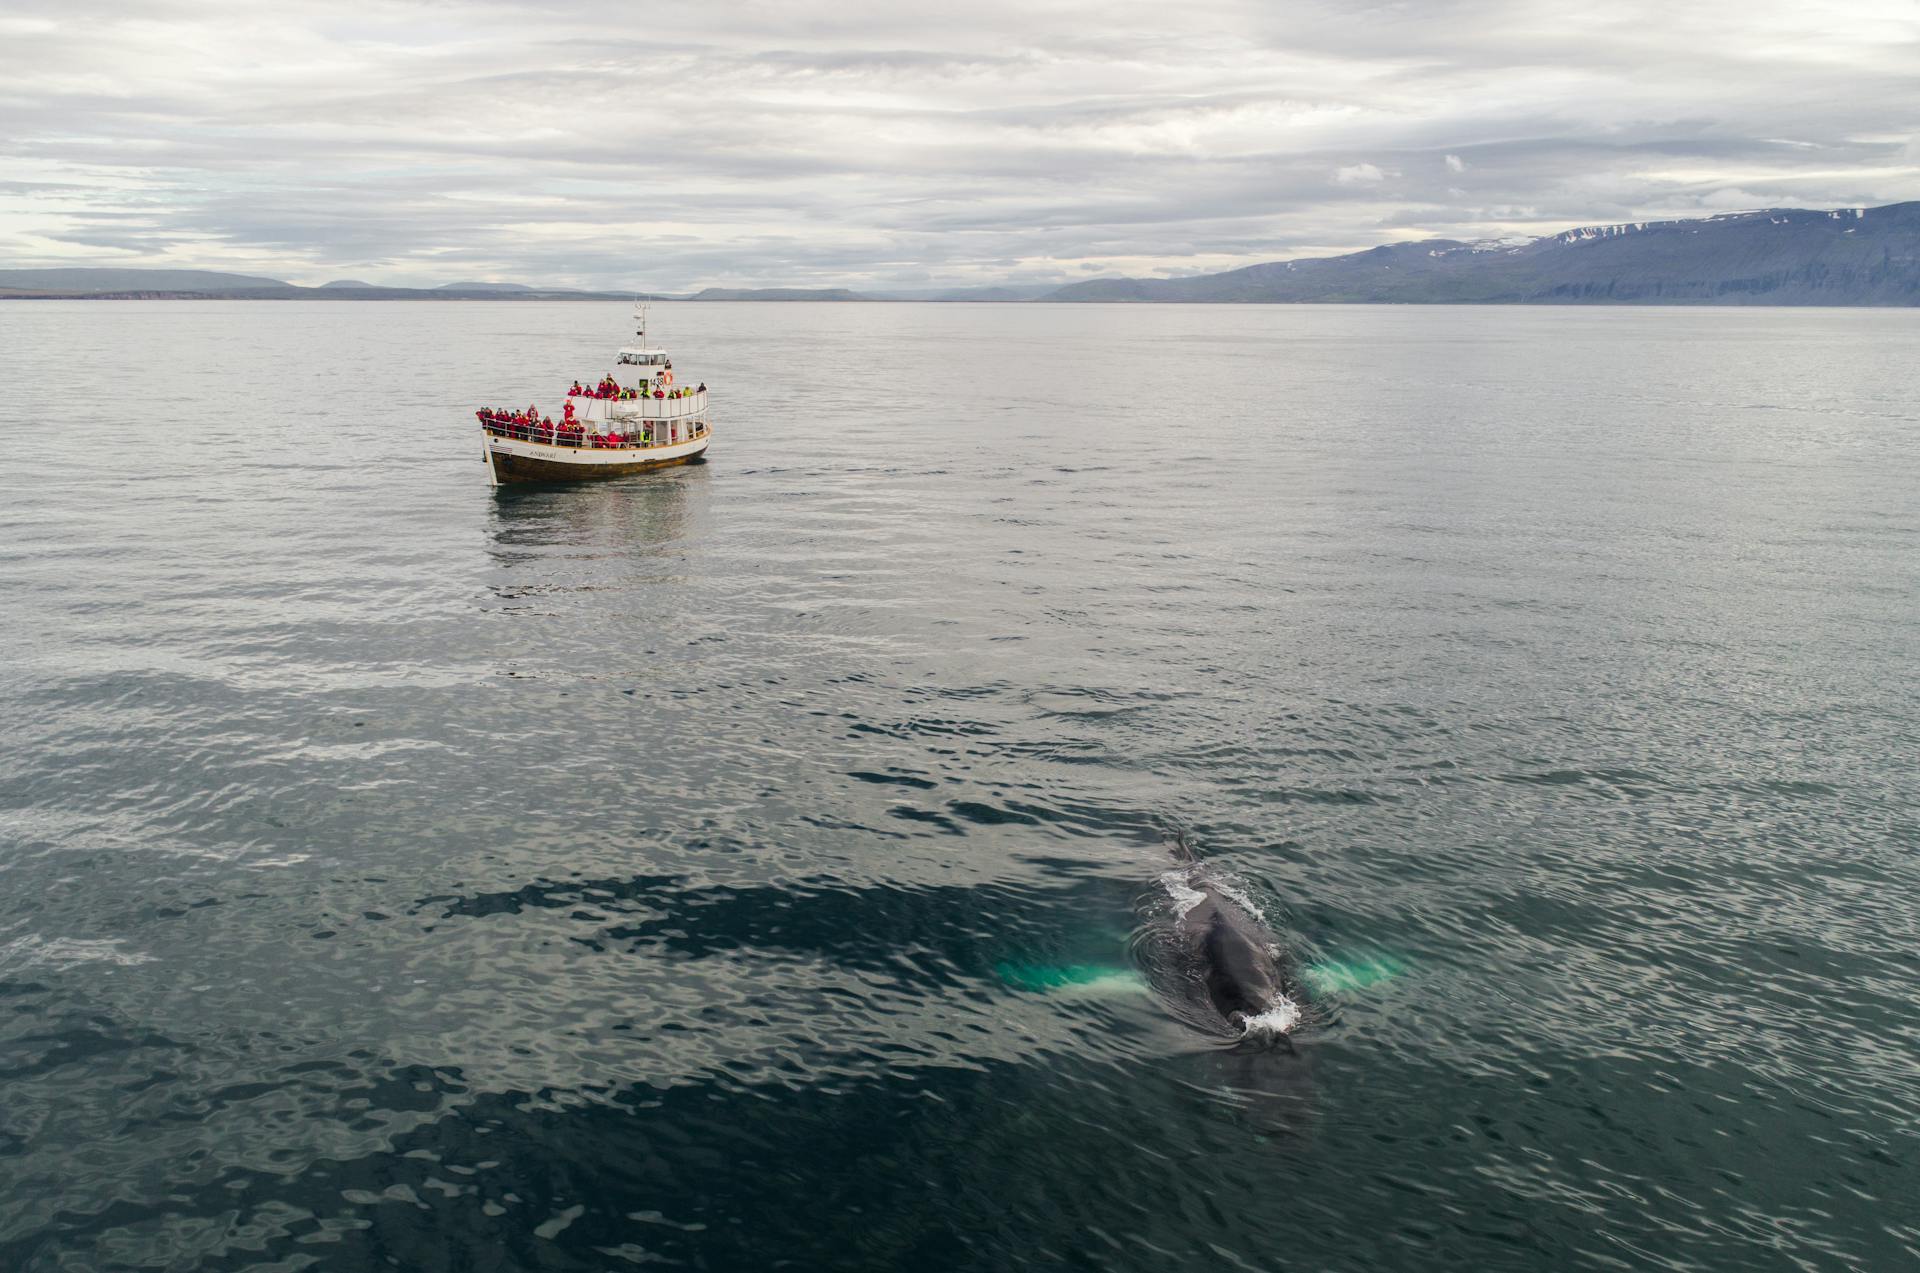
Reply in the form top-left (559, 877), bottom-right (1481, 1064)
top-left (1, 300), bottom-right (1916, 1272)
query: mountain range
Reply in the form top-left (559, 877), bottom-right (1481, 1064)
top-left (1050, 202), bottom-right (1920, 304)
top-left (0, 269), bottom-right (647, 300)
top-left (686, 287), bottom-right (867, 301)
top-left (4, 202), bottom-right (1915, 303)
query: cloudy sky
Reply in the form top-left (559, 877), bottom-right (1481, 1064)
top-left (2, 0), bottom-right (1917, 290)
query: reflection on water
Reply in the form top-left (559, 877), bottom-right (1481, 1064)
top-left (488, 461), bottom-right (708, 551)
top-left (484, 466), bottom-right (709, 602)
top-left (1, 301), bottom-right (1917, 1272)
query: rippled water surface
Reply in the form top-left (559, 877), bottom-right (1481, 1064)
top-left (3, 301), bottom-right (1918, 1272)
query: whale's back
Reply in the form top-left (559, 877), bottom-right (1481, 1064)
top-left (1194, 894), bottom-right (1283, 1024)
top-left (1145, 859), bottom-right (1304, 1039)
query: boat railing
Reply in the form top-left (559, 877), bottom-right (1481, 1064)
top-left (623, 392), bottom-right (706, 420)
top-left (480, 420), bottom-right (709, 451)
top-left (568, 389), bottom-right (707, 420)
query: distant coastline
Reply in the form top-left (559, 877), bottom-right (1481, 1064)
top-left (0, 277), bottom-right (659, 303)
top-left (6, 200), bottom-right (1917, 305)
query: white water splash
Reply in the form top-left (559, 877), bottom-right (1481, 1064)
top-left (1240, 995), bottom-right (1302, 1037)
top-left (1210, 876), bottom-right (1267, 922)
top-left (1162, 865), bottom-right (1267, 923)
top-left (1158, 869), bottom-right (1207, 918)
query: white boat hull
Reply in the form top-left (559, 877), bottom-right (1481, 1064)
top-left (485, 429), bottom-right (710, 485)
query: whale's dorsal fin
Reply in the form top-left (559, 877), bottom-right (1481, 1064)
top-left (1166, 828), bottom-right (1198, 863)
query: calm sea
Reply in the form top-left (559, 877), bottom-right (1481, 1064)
top-left (1, 301), bottom-right (1916, 1272)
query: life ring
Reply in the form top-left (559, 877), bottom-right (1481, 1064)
top-left (658, 370), bottom-right (673, 387)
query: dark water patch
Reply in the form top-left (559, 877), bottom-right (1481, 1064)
top-left (401, 867), bottom-right (1145, 1002)
top-left (32, 1036), bottom-right (1894, 1273)
top-left (411, 873), bottom-right (685, 923)
top-left (847, 769), bottom-right (940, 789)
top-left (888, 805), bottom-right (966, 833)
top-left (1, 1056), bottom-right (1251, 1273)
top-left (1496, 766), bottom-right (1668, 795)
top-left (0, 1019), bottom-right (189, 1084)
top-left (1244, 785), bottom-right (1396, 806)
top-left (947, 799), bottom-right (1042, 827)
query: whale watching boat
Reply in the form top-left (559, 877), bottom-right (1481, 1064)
top-left (477, 306), bottom-right (711, 485)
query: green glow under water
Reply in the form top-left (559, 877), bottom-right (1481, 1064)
top-left (997, 954), bottom-right (1407, 998)
top-left (994, 962), bottom-right (1146, 994)
top-left (1302, 956), bottom-right (1407, 995)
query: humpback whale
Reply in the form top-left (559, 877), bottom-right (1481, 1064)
top-left (1159, 837), bottom-right (1303, 1038)
top-left (993, 833), bottom-right (1398, 1040)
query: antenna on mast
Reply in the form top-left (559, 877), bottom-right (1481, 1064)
top-left (633, 301), bottom-right (649, 344)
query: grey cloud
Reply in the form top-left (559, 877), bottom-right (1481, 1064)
top-left (1, 0), bottom-right (1915, 288)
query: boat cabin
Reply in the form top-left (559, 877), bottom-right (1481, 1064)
top-left (616, 345), bottom-right (673, 385)
top-left (613, 306), bottom-right (674, 385)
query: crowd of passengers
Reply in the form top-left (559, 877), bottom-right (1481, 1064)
top-left (475, 404), bottom-right (675, 448)
top-left (567, 373), bottom-right (706, 401)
